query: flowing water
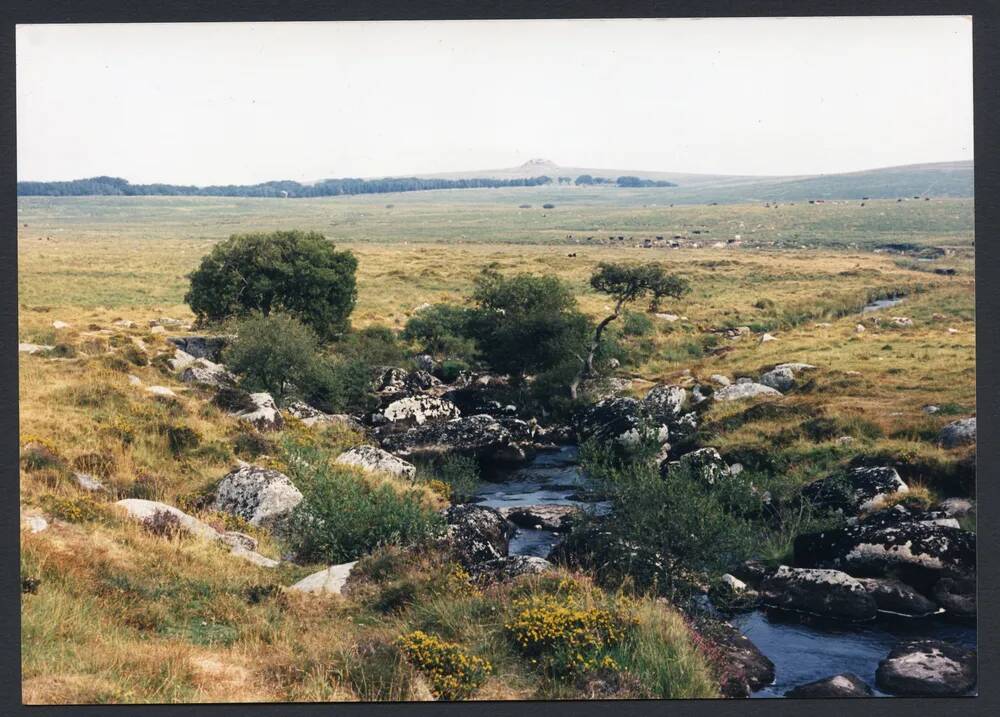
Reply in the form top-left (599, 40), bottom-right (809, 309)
top-left (861, 296), bottom-right (906, 313)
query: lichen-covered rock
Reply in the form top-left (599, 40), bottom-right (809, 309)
top-left (935, 497), bottom-right (975, 518)
top-left (18, 342), bottom-right (55, 355)
top-left (931, 576), bottom-right (976, 618)
top-left (383, 395), bottom-right (460, 426)
top-left (643, 384), bottom-right (687, 422)
top-left (860, 504), bottom-right (959, 530)
top-left (501, 504), bottom-right (577, 532)
top-left (146, 385), bottom-right (178, 399)
top-left (759, 367), bottom-right (795, 392)
top-left (784, 673), bottom-right (872, 698)
top-left (289, 561), bottom-right (358, 595)
top-left (115, 499), bottom-right (219, 540)
top-left (802, 466), bottom-right (908, 515)
top-left (793, 523), bottom-right (975, 582)
top-left (212, 464), bottom-right (303, 532)
top-left (939, 417), bottom-right (976, 448)
top-left (286, 401), bottom-right (362, 430)
top-left (167, 349), bottom-right (197, 372)
top-left (577, 397), bottom-right (670, 449)
top-left (663, 447), bottom-right (733, 485)
top-left (713, 382), bottom-right (782, 401)
top-left (468, 555), bottom-right (554, 582)
top-left (233, 392), bottom-right (284, 432)
top-left (761, 566), bottom-right (877, 621)
top-left (875, 640), bottom-right (976, 696)
top-left (379, 414), bottom-right (518, 462)
top-left (180, 359), bottom-right (236, 388)
top-left (73, 472), bottom-right (105, 492)
top-left (443, 504), bottom-right (513, 567)
top-left (856, 577), bottom-right (939, 617)
top-left (774, 363), bottom-right (816, 373)
top-left (711, 621), bottom-right (776, 698)
top-left (335, 445), bottom-right (416, 480)
top-left (168, 335), bottom-right (229, 362)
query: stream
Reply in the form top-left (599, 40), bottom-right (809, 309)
top-left (861, 296), bottom-right (905, 313)
top-left (479, 447), bottom-right (976, 698)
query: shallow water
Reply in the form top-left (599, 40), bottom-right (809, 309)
top-left (731, 609), bottom-right (976, 697)
top-left (861, 296), bottom-right (905, 313)
top-left (479, 445), bottom-right (976, 697)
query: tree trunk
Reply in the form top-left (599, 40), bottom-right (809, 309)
top-left (570, 299), bottom-right (624, 400)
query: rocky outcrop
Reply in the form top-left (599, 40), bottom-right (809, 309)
top-left (335, 445), bottom-right (416, 480)
top-left (760, 566), bottom-right (877, 621)
top-left (801, 467), bottom-right (908, 515)
top-left (875, 640), bottom-right (976, 696)
top-left (212, 465), bottom-right (303, 533)
top-left (784, 673), bottom-right (872, 698)
top-left (383, 395), bottom-right (460, 426)
top-left (443, 504), bottom-right (513, 568)
top-left (859, 504), bottom-right (959, 530)
top-left (793, 523), bottom-right (975, 584)
top-left (759, 367), bottom-right (795, 392)
top-left (931, 576), bottom-right (976, 617)
top-left (233, 392), bottom-right (284, 432)
top-left (712, 621), bottom-right (776, 698)
top-left (168, 335), bottom-right (229, 362)
top-left (713, 382), bottom-right (781, 402)
top-left (939, 417), bottom-right (976, 448)
top-left (285, 401), bottom-right (363, 430)
top-left (856, 577), bottom-right (939, 617)
top-left (379, 414), bottom-right (521, 463)
top-left (577, 397), bottom-right (670, 449)
top-left (116, 499), bottom-right (220, 540)
top-left (289, 561), bottom-right (358, 595)
top-left (643, 384), bottom-right (687, 422)
top-left (663, 447), bottom-right (733, 485)
top-left (501, 504), bottom-right (577, 532)
top-left (180, 359), bottom-right (236, 388)
top-left (468, 555), bottom-right (554, 582)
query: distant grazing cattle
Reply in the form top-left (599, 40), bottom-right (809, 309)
top-left (567, 252), bottom-right (577, 257)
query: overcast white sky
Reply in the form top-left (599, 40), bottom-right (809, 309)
top-left (16, 17), bottom-right (973, 185)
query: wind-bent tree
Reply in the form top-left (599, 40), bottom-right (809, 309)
top-left (570, 263), bottom-right (690, 399)
top-left (186, 230), bottom-right (357, 340)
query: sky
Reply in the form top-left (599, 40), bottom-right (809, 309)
top-left (16, 17), bottom-right (973, 185)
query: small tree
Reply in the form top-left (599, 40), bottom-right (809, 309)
top-left (223, 313), bottom-right (320, 403)
top-left (571, 263), bottom-right (689, 398)
top-left (186, 230), bottom-right (357, 340)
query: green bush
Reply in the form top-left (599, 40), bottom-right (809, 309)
top-left (283, 445), bottom-right (445, 564)
top-left (402, 304), bottom-right (478, 359)
top-left (420, 455), bottom-right (480, 503)
top-left (300, 357), bottom-right (378, 415)
top-left (336, 325), bottom-right (407, 366)
top-left (185, 230), bottom-right (357, 339)
top-left (223, 313), bottom-right (321, 403)
top-left (438, 359), bottom-right (470, 384)
top-left (621, 311), bottom-right (654, 337)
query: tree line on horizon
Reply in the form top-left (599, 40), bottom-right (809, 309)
top-left (17, 173), bottom-right (675, 197)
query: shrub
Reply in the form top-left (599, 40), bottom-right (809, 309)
top-left (402, 304), bottom-right (477, 359)
top-left (336, 325), bottom-right (407, 366)
top-left (505, 592), bottom-right (635, 679)
top-left (438, 359), bottom-right (470, 384)
top-left (223, 313), bottom-right (321, 403)
top-left (542, 203), bottom-right (555, 209)
top-left (300, 357), bottom-right (378, 415)
top-left (621, 310), bottom-right (654, 337)
top-left (142, 509), bottom-right (183, 537)
top-left (122, 344), bottom-right (148, 366)
top-left (284, 446), bottom-right (445, 564)
top-left (397, 630), bottom-right (492, 700)
top-left (162, 424), bottom-right (201, 455)
top-left (185, 230), bottom-right (357, 339)
top-left (38, 495), bottom-right (105, 524)
top-left (431, 455), bottom-right (480, 503)
top-left (46, 343), bottom-right (77, 358)
top-left (233, 430), bottom-right (276, 459)
top-left (73, 451), bottom-right (117, 478)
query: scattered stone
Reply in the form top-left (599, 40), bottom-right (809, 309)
top-left (759, 367), bottom-right (795, 392)
top-left (414, 354), bottom-right (436, 372)
top-left (168, 335), bottom-right (229, 362)
top-left (759, 333), bottom-right (777, 343)
top-left (127, 374), bottom-right (142, 386)
top-left (335, 445), bottom-right (417, 480)
top-left (713, 621), bottom-right (776, 698)
top-left (18, 343), bottom-right (54, 355)
top-left (289, 561), bottom-right (358, 595)
top-left (721, 574), bottom-right (749, 593)
top-left (383, 395), bottom-right (460, 426)
top-left (947, 327), bottom-right (959, 334)
top-left (167, 349), bottom-right (197, 372)
top-left (52, 320), bottom-right (71, 330)
top-left (939, 417), bottom-right (976, 448)
top-left (802, 466), bottom-right (908, 514)
top-left (855, 324), bottom-right (865, 334)
top-left (713, 382), bottom-right (782, 401)
top-left (875, 640), bottom-right (976, 696)
top-left (785, 673), bottom-right (873, 698)
top-left (146, 385), bottom-right (178, 399)
top-left (856, 577), bottom-right (939, 617)
top-left (72, 472), bottom-right (104, 492)
top-left (501, 505), bottom-right (577, 532)
top-left (709, 374), bottom-right (731, 387)
top-left (655, 313), bottom-right (680, 322)
top-left (443, 504), bottom-right (513, 568)
top-left (891, 316), bottom-right (913, 327)
top-left (923, 405), bottom-right (940, 414)
top-left (761, 566), bottom-right (877, 621)
top-left (180, 359), bottom-right (236, 388)
top-left (233, 393), bottom-right (284, 431)
top-left (213, 464), bottom-right (303, 533)
top-left (150, 325), bottom-right (167, 335)
top-left (219, 531), bottom-right (258, 552)
top-left (774, 363), bottom-right (816, 372)
top-left (22, 515), bottom-right (49, 533)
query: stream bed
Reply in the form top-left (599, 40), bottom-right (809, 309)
top-left (479, 447), bottom-right (976, 697)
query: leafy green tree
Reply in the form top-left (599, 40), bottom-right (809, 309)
top-left (402, 304), bottom-right (478, 359)
top-left (185, 230), bottom-right (358, 339)
top-left (575, 175), bottom-right (595, 185)
top-left (571, 263), bottom-right (689, 398)
top-left (468, 269), bottom-right (591, 384)
top-left (223, 313), bottom-right (321, 403)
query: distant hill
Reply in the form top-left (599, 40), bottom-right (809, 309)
top-left (18, 160), bottom-right (972, 203)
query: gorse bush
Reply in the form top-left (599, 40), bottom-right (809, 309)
top-left (397, 630), bottom-right (492, 700)
top-left (185, 230), bottom-right (357, 339)
top-left (283, 444), bottom-right (444, 564)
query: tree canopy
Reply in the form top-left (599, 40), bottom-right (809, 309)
top-left (185, 230), bottom-right (357, 339)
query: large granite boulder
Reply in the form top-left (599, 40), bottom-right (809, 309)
top-left (761, 566), bottom-right (877, 621)
top-left (643, 384), bottom-right (688, 422)
top-left (285, 401), bottom-right (363, 430)
top-left (468, 555), bottom-right (555, 583)
top-left (168, 335), bottom-right (229, 362)
top-left (577, 397), bottom-right (670, 449)
top-left (662, 447), bottom-right (733, 485)
top-left (939, 417), bottom-right (976, 448)
top-left (443, 504), bottom-right (513, 568)
top-left (500, 504), bottom-right (578, 532)
top-left (856, 577), bottom-right (939, 617)
top-left (713, 383), bottom-right (782, 402)
top-left (379, 414), bottom-right (521, 462)
top-left (875, 640), bottom-right (976, 696)
top-left (180, 359), bottom-right (236, 388)
top-left (784, 673), bottom-right (872, 698)
top-left (335, 445), bottom-right (416, 480)
top-left (288, 562), bottom-right (357, 595)
top-left (232, 392), bottom-right (284, 432)
top-left (712, 621), bottom-right (777, 698)
top-left (383, 395), bottom-right (460, 427)
top-left (759, 367), bottom-right (795, 392)
top-left (802, 467), bottom-right (908, 515)
top-left (213, 464), bottom-right (303, 532)
top-left (931, 576), bottom-right (976, 618)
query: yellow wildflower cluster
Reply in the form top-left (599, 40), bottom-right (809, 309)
top-left (425, 479), bottom-right (452, 501)
top-left (38, 494), bottom-right (105, 524)
top-left (440, 564), bottom-right (479, 597)
top-left (397, 630), bottom-right (492, 700)
top-left (105, 414), bottom-right (137, 445)
top-left (504, 593), bottom-right (636, 677)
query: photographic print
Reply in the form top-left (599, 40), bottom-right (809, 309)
top-left (16, 16), bottom-right (976, 703)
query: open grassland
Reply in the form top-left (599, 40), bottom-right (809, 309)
top-left (18, 195), bottom-right (975, 702)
